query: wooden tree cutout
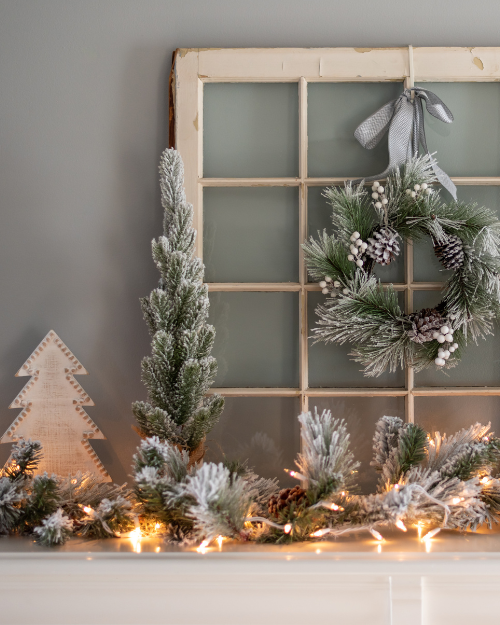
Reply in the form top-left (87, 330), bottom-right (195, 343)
top-left (1, 330), bottom-right (111, 481)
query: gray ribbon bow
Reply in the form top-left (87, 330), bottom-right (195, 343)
top-left (354, 87), bottom-right (457, 200)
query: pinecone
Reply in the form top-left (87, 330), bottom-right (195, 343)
top-left (407, 307), bottom-right (444, 344)
top-left (366, 226), bottom-right (401, 266)
top-left (268, 486), bottom-right (307, 518)
top-left (433, 235), bottom-right (464, 269)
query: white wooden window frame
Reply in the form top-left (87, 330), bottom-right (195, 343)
top-left (171, 46), bottom-right (500, 424)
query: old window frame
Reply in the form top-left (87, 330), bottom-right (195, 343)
top-left (170, 46), bottom-right (500, 424)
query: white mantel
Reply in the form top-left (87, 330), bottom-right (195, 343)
top-left (1, 529), bottom-right (500, 625)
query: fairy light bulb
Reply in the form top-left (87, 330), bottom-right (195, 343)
top-left (155, 523), bottom-right (161, 530)
top-left (480, 477), bottom-right (490, 485)
top-left (452, 497), bottom-right (461, 505)
top-left (395, 520), bottom-right (407, 532)
top-left (284, 469), bottom-right (306, 481)
top-left (284, 524), bottom-right (292, 534)
top-left (197, 540), bottom-right (209, 553)
top-left (311, 528), bottom-right (330, 538)
top-left (422, 528), bottom-right (441, 541)
top-left (369, 528), bottom-right (384, 541)
top-left (83, 506), bottom-right (93, 514)
top-left (216, 535), bottom-right (224, 548)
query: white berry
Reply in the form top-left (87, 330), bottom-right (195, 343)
top-left (440, 326), bottom-right (449, 335)
top-left (356, 259), bottom-right (363, 267)
top-left (445, 333), bottom-right (453, 342)
top-left (356, 239), bottom-right (363, 246)
top-left (350, 245), bottom-right (357, 254)
top-left (348, 254), bottom-right (354, 261)
top-left (411, 191), bottom-right (416, 198)
top-left (443, 350), bottom-right (450, 359)
top-left (414, 184), bottom-right (421, 191)
top-left (406, 189), bottom-right (412, 195)
top-left (421, 183), bottom-right (428, 190)
top-left (425, 188), bottom-right (432, 195)
top-left (325, 276), bottom-right (332, 282)
top-left (372, 192), bottom-right (379, 200)
top-left (322, 288), bottom-right (329, 294)
top-left (352, 231), bottom-right (360, 240)
top-left (319, 281), bottom-right (327, 288)
top-left (449, 313), bottom-right (457, 320)
top-left (373, 181), bottom-right (380, 188)
top-left (377, 186), bottom-right (384, 194)
top-left (343, 288), bottom-right (349, 295)
top-left (449, 346), bottom-right (455, 353)
top-left (435, 357), bottom-right (446, 366)
top-left (432, 331), bottom-right (440, 339)
top-left (453, 343), bottom-right (458, 349)
top-left (361, 242), bottom-right (368, 250)
top-left (437, 335), bottom-right (446, 343)
top-left (382, 198), bottom-right (388, 205)
top-left (375, 201), bottom-right (382, 209)
top-left (333, 281), bottom-right (340, 288)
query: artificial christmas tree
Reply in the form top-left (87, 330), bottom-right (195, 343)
top-left (0, 330), bottom-right (110, 481)
top-left (132, 149), bottom-right (224, 460)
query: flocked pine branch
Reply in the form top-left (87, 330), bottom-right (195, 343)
top-left (296, 408), bottom-right (360, 500)
top-left (33, 509), bottom-right (73, 546)
top-left (133, 148), bottom-right (224, 453)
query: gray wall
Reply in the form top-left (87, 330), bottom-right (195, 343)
top-left (1, 0), bottom-right (499, 483)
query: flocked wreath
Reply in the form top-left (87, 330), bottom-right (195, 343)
top-left (303, 155), bottom-right (500, 377)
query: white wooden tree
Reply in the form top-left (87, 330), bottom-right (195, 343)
top-left (1, 330), bottom-right (111, 481)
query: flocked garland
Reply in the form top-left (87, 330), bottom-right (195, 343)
top-left (303, 155), bottom-right (500, 376)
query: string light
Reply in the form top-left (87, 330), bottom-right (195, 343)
top-left (129, 528), bottom-right (142, 553)
top-left (310, 528), bottom-right (330, 538)
top-left (284, 524), bottom-right (292, 534)
top-left (377, 544), bottom-right (382, 554)
top-left (421, 527), bottom-right (441, 541)
top-left (216, 535), bottom-right (224, 548)
top-left (417, 522), bottom-right (423, 539)
top-left (480, 477), bottom-right (490, 485)
top-left (155, 523), bottom-right (161, 530)
top-left (155, 546), bottom-right (161, 553)
top-left (369, 528), bottom-right (384, 541)
top-left (284, 469), bottom-right (306, 481)
top-left (196, 540), bottom-right (209, 553)
top-left (395, 520), bottom-right (407, 532)
top-left (452, 497), bottom-right (461, 505)
top-left (315, 548), bottom-right (321, 554)
top-left (83, 506), bottom-right (93, 514)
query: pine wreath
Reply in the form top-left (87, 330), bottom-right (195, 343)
top-left (303, 155), bottom-right (500, 376)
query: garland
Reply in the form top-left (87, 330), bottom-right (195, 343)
top-left (303, 156), bottom-right (500, 376)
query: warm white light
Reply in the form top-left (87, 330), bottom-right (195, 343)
top-left (452, 497), bottom-right (461, 505)
top-left (155, 546), bottom-right (160, 553)
top-left (417, 522), bottom-right (423, 539)
top-left (284, 469), bottom-right (306, 481)
top-left (480, 477), bottom-right (490, 485)
top-left (369, 528), bottom-right (384, 541)
top-left (315, 548), bottom-right (321, 554)
top-left (395, 520), bottom-right (407, 532)
top-left (422, 528), bottom-right (441, 541)
top-left (284, 524), bottom-right (292, 534)
top-left (196, 540), bottom-right (210, 553)
top-left (311, 528), bottom-right (330, 538)
top-left (83, 506), bottom-right (93, 514)
top-left (341, 491), bottom-right (346, 497)
top-left (155, 523), bottom-right (161, 529)
top-left (377, 544), bottom-right (382, 554)
top-left (216, 535), bottom-right (224, 548)
top-left (393, 484), bottom-right (399, 490)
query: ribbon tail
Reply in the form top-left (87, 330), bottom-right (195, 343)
top-left (432, 163), bottom-right (457, 200)
top-left (354, 99), bottom-right (397, 149)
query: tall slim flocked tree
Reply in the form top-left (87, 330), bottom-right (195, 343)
top-left (132, 149), bottom-right (224, 460)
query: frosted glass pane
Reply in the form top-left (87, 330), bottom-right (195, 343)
top-left (204, 187), bottom-right (299, 283)
top-left (308, 82), bottom-right (402, 177)
top-left (413, 291), bottom-right (500, 387)
top-left (416, 397), bottom-right (500, 437)
top-left (311, 397), bottom-right (405, 494)
top-left (209, 292), bottom-right (299, 387)
top-left (413, 187), bottom-right (500, 282)
top-left (308, 291), bottom-right (405, 388)
top-left (416, 83), bottom-right (500, 176)
top-left (205, 397), bottom-right (301, 488)
top-left (203, 83), bottom-right (298, 178)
